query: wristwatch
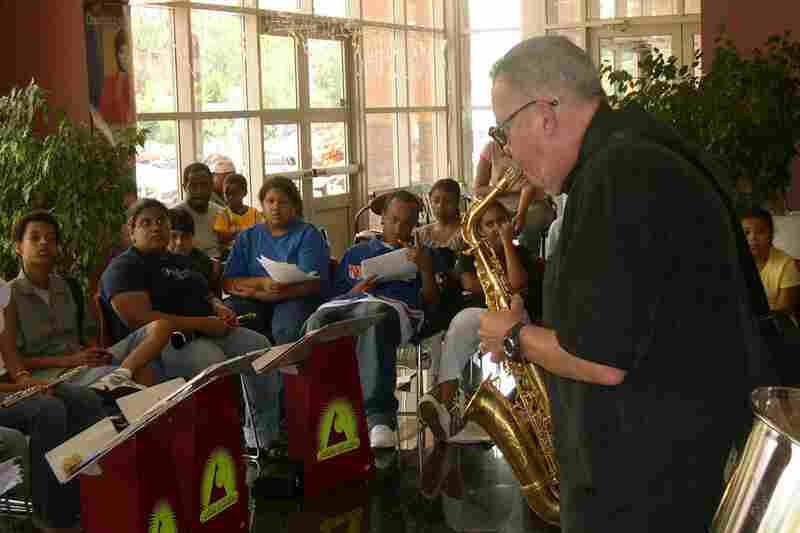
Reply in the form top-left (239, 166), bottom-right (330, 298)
top-left (503, 321), bottom-right (526, 362)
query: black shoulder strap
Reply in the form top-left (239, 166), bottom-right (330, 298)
top-left (63, 276), bottom-right (86, 346)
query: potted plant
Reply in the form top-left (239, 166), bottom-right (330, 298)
top-left (0, 82), bottom-right (145, 283)
top-left (601, 32), bottom-right (800, 213)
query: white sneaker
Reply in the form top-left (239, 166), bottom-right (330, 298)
top-left (369, 424), bottom-right (397, 449)
top-left (419, 393), bottom-right (458, 442)
top-left (90, 369), bottom-right (146, 393)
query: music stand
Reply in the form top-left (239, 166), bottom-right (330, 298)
top-left (251, 313), bottom-right (386, 498)
top-left (46, 348), bottom-right (272, 533)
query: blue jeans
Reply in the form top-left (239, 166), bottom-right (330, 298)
top-left (0, 384), bottom-right (105, 528)
top-left (226, 295), bottom-right (321, 442)
top-left (304, 302), bottom-right (400, 430)
top-left (108, 325), bottom-right (281, 447)
top-left (224, 295), bottom-right (321, 344)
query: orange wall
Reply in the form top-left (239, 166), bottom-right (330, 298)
top-left (703, 0), bottom-right (800, 209)
top-left (0, 0), bottom-right (90, 125)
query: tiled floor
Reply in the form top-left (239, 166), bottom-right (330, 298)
top-left (0, 433), bottom-right (560, 533)
top-left (249, 422), bottom-right (560, 533)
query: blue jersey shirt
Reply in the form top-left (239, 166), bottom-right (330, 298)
top-left (334, 239), bottom-right (426, 310)
top-left (223, 220), bottom-right (330, 286)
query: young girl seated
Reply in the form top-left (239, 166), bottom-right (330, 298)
top-left (418, 200), bottom-right (542, 441)
top-left (415, 179), bottom-right (464, 253)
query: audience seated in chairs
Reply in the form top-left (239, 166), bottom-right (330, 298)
top-left (213, 173), bottom-right (264, 260)
top-left (418, 200), bottom-right (543, 441)
top-left (304, 190), bottom-right (440, 450)
top-left (99, 199), bottom-right (279, 444)
top-left (3, 210), bottom-right (130, 391)
top-left (0, 279), bottom-right (105, 533)
top-left (176, 162), bottom-right (223, 259)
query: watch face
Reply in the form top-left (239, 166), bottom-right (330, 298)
top-left (503, 336), bottom-right (516, 357)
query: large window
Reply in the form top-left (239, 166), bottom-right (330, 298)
top-left (361, 1), bottom-right (448, 195)
top-left (133, 1), bottom-right (452, 211)
top-left (466, 0), bottom-right (521, 178)
top-left (542, 0), bottom-right (701, 88)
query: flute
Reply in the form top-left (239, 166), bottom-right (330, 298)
top-left (1, 365), bottom-right (89, 408)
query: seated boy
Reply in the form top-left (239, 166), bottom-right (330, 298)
top-left (304, 191), bottom-right (439, 449)
top-left (0, 278), bottom-right (106, 533)
top-left (213, 173), bottom-right (263, 257)
top-left (418, 200), bottom-right (543, 441)
top-left (167, 207), bottom-right (214, 282)
top-left (5, 210), bottom-right (156, 393)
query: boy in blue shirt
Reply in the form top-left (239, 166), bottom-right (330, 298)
top-left (304, 190), bottom-right (439, 450)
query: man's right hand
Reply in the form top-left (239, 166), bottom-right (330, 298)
top-left (349, 275), bottom-right (378, 295)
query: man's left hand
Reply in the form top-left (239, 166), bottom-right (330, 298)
top-left (479, 294), bottom-right (527, 362)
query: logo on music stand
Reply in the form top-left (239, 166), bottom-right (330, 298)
top-left (317, 398), bottom-right (360, 461)
top-left (148, 499), bottom-right (178, 533)
top-left (199, 447), bottom-right (239, 523)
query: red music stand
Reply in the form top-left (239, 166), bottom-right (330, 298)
top-left (46, 351), bottom-right (268, 533)
top-left (252, 314), bottom-right (385, 498)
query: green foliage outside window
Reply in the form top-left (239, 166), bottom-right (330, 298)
top-left (601, 33), bottom-right (800, 211)
top-left (0, 83), bottom-right (145, 282)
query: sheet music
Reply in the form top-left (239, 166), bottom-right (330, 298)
top-left (0, 457), bottom-right (22, 496)
top-left (116, 378), bottom-right (186, 425)
top-left (257, 256), bottom-right (318, 283)
top-left (46, 417), bottom-right (119, 484)
top-left (251, 340), bottom-right (310, 375)
top-left (360, 248), bottom-right (417, 283)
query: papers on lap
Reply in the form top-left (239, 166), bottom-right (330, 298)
top-left (257, 255), bottom-right (318, 284)
top-left (0, 457), bottom-right (22, 496)
top-left (360, 248), bottom-right (417, 282)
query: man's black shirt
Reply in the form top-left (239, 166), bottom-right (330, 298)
top-left (541, 103), bottom-right (766, 531)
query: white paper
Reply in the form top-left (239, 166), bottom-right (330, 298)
top-left (257, 255), bottom-right (318, 284)
top-left (447, 421), bottom-right (492, 445)
top-left (46, 417), bottom-right (119, 484)
top-left (360, 248), bottom-right (417, 283)
top-left (116, 378), bottom-right (186, 425)
top-left (251, 340), bottom-right (309, 374)
top-left (0, 457), bottom-right (22, 496)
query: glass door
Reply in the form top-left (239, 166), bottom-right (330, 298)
top-left (260, 30), bottom-right (355, 257)
top-left (589, 24), bottom-right (683, 95)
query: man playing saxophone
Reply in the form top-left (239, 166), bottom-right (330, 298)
top-left (478, 36), bottom-right (774, 532)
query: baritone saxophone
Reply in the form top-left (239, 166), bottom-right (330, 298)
top-left (461, 163), bottom-right (560, 526)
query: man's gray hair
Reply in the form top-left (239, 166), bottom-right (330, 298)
top-left (490, 36), bottom-right (604, 101)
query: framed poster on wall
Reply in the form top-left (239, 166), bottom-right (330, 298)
top-left (84, 0), bottom-right (134, 144)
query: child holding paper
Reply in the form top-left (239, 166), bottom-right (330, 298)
top-left (304, 190), bottom-right (439, 450)
top-left (222, 177), bottom-right (329, 345)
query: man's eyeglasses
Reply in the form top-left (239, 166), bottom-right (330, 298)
top-left (489, 98), bottom-right (559, 150)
